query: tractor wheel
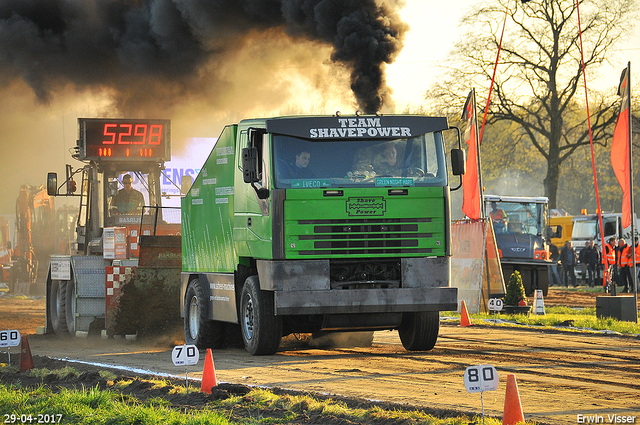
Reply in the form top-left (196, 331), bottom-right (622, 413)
top-left (398, 311), bottom-right (440, 351)
top-left (49, 281), bottom-right (69, 335)
top-left (184, 279), bottom-right (223, 349)
top-left (240, 276), bottom-right (281, 355)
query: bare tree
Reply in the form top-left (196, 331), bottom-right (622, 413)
top-left (427, 0), bottom-right (635, 208)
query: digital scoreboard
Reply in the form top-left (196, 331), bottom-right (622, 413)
top-left (77, 118), bottom-right (171, 161)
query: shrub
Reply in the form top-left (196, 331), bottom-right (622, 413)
top-left (505, 270), bottom-right (526, 306)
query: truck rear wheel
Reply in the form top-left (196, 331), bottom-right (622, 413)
top-left (240, 276), bottom-right (282, 355)
top-left (184, 279), bottom-right (223, 348)
top-left (398, 311), bottom-right (439, 351)
top-left (49, 281), bottom-right (68, 335)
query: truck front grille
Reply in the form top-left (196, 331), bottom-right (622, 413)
top-left (293, 218), bottom-right (433, 256)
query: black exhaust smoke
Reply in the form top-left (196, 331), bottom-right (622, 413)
top-left (0, 0), bottom-right (407, 114)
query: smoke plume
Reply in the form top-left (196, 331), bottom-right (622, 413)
top-left (0, 0), bottom-right (407, 114)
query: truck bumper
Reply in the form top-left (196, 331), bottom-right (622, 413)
top-left (274, 287), bottom-right (458, 315)
top-left (257, 257), bottom-right (457, 316)
top-left (500, 258), bottom-right (552, 267)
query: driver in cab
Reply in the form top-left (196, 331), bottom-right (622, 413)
top-left (372, 144), bottom-right (400, 176)
top-left (354, 143), bottom-right (401, 178)
top-left (490, 201), bottom-right (508, 232)
top-left (113, 174), bottom-right (144, 214)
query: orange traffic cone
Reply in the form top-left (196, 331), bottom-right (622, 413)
top-left (20, 336), bottom-right (34, 372)
top-left (201, 348), bottom-right (218, 394)
top-left (503, 374), bottom-right (525, 425)
top-left (460, 300), bottom-right (473, 327)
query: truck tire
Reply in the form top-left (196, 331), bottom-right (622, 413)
top-left (49, 281), bottom-right (68, 335)
top-left (240, 276), bottom-right (282, 355)
top-left (184, 279), bottom-right (223, 349)
top-left (398, 311), bottom-right (439, 351)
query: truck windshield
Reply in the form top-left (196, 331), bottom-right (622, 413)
top-left (272, 132), bottom-right (447, 188)
top-left (487, 201), bottom-right (546, 236)
top-left (572, 217), bottom-right (617, 240)
top-left (572, 220), bottom-right (597, 239)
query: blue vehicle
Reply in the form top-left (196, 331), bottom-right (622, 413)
top-left (484, 195), bottom-right (551, 296)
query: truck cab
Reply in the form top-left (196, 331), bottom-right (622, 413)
top-left (181, 114), bottom-right (465, 355)
top-left (572, 212), bottom-right (638, 260)
top-left (571, 213), bottom-right (638, 250)
top-left (548, 215), bottom-right (574, 250)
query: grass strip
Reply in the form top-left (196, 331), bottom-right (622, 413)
top-left (0, 372), bottom-right (521, 424)
top-left (0, 383), bottom-right (231, 424)
top-left (446, 306), bottom-right (640, 335)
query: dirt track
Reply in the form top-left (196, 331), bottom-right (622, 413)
top-left (4, 287), bottom-right (636, 336)
top-left (1, 290), bottom-right (640, 425)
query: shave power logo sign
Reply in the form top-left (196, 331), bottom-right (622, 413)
top-left (346, 197), bottom-right (386, 216)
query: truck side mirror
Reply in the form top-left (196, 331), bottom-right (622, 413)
top-left (47, 173), bottom-right (58, 196)
top-left (450, 149), bottom-right (466, 176)
top-left (255, 187), bottom-right (269, 199)
top-left (242, 147), bottom-right (259, 183)
top-left (180, 175), bottom-right (193, 196)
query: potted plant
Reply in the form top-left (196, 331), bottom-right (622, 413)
top-left (503, 270), bottom-right (531, 314)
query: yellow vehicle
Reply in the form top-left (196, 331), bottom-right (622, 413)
top-left (548, 215), bottom-right (574, 249)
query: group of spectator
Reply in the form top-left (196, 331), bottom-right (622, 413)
top-left (604, 236), bottom-right (640, 293)
top-left (549, 237), bottom-right (640, 292)
top-left (548, 240), bottom-right (587, 288)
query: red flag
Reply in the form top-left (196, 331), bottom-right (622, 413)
top-left (462, 89), bottom-right (482, 220)
top-left (610, 66), bottom-right (631, 228)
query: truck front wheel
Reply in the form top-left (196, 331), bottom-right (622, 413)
top-left (49, 281), bottom-right (68, 335)
top-left (184, 279), bottom-right (223, 349)
top-left (240, 276), bottom-right (282, 355)
top-left (398, 311), bottom-right (439, 351)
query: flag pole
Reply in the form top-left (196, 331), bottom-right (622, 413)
top-left (627, 62), bottom-right (637, 322)
top-left (576, 0), bottom-right (608, 290)
top-left (478, 6), bottom-right (508, 147)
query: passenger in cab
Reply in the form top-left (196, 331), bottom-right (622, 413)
top-left (281, 150), bottom-right (315, 179)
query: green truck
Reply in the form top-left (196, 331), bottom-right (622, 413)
top-left (181, 114), bottom-right (465, 355)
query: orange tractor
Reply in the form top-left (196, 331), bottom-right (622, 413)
top-left (0, 186), bottom-right (74, 295)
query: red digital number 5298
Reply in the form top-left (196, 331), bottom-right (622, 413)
top-left (102, 123), bottom-right (162, 145)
